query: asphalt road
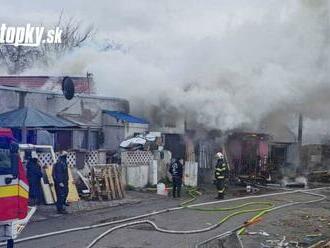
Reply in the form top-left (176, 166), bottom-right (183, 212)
top-left (12, 187), bottom-right (330, 248)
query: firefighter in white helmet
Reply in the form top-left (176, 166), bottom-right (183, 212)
top-left (214, 151), bottom-right (228, 199)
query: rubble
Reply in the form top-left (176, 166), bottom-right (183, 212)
top-left (245, 230), bottom-right (270, 236)
top-left (309, 171), bottom-right (330, 183)
top-left (308, 240), bottom-right (330, 248)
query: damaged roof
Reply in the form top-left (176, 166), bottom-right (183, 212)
top-left (103, 110), bottom-right (149, 124)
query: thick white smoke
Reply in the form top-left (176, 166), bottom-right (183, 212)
top-left (19, 0), bottom-right (330, 143)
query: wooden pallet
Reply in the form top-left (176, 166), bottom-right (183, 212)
top-left (90, 164), bottom-right (126, 200)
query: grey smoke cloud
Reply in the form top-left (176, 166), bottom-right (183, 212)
top-left (3, 0), bottom-right (330, 143)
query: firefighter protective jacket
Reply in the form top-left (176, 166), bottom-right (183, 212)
top-left (169, 160), bottom-right (183, 178)
top-left (215, 159), bottom-right (228, 180)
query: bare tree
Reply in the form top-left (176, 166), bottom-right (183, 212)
top-left (41, 12), bottom-right (95, 65)
top-left (0, 45), bottom-right (42, 74)
top-left (0, 13), bottom-right (95, 74)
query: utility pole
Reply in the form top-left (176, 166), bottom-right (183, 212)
top-left (86, 72), bottom-right (93, 94)
top-left (298, 113), bottom-right (303, 147)
top-left (18, 91), bottom-right (27, 143)
top-left (297, 113), bottom-right (303, 168)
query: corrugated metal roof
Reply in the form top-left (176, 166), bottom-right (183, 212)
top-left (0, 107), bottom-right (77, 128)
top-left (103, 110), bottom-right (149, 124)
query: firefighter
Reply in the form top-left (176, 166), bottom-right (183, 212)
top-left (169, 158), bottom-right (183, 198)
top-left (26, 151), bottom-right (43, 205)
top-left (52, 151), bottom-right (69, 214)
top-left (214, 152), bottom-right (228, 199)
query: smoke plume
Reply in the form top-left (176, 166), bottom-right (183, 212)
top-left (13, 0), bottom-right (330, 143)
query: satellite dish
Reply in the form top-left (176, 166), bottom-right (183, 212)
top-left (62, 76), bottom-right (75, 100)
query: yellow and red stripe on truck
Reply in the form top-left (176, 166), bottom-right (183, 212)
top-left (0, 182), bottom-right (29, 199)
top-left (0, 159), bottom-right (29, 221)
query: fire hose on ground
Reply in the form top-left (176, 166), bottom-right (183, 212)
top-left (86, 201), bottom-right (274, 248)
top-left (195, 190), bottom-right (327, 247)
top-left (86, 188), bottom-right (328, 248)
top-left (0, 187), bottom-right (328, 248)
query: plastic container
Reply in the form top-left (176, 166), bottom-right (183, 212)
top-left (157, 183), bottom-right (168, 196)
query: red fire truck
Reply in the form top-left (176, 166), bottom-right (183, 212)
top-left (0, 128), bottom-right (35, 248)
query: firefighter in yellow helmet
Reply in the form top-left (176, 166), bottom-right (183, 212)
top-left (214, 151), bottom-right (228, 199)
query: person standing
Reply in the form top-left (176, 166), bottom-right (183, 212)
top-left (169, 158), bottom-right (183, 198)
top-left (26, 151), bottom-right (43, 205)
top-left (214, 152), bottom-right (228, 199)
top-left (52, 151), bottom-right (69, 214)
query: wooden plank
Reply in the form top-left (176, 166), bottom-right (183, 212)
top-left (76, 170), bottom-right (91, 193)
top-left (106, 168), bottom-right (114, 200)
top-left (88, 164), bottom-right (126, 201)
top-left (103, 168), bottom-right (112, 200)
top-left (40, 177), bottom-right (55, 204)
top-left (45, 164), bottom-right (80, 203)
top-left (113, 165), bottom-right (123, 199)
top-left (115, 165), bottom-right (126, 198)
top-left (108, 167), bottom-right (117, 199)
top-left (67, 167), bottom-right (80, 202)
top-left (44, 165), bottom-right (57, 202)
top-left (95, 178), bottom-right (102, 201)
top-left (91, 167), bottom-right (102, 201)
top-left (90, 168), bottom-right (96, 200)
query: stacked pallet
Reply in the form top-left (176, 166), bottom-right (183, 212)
top-left (90, 164), bottom-right (126, 200)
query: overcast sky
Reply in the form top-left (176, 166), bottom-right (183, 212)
top-left (0, 1), bottom-right (298, 45)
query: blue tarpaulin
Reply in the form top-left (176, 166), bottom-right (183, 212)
top-left (0, 107), bottom-right (76, 128)
top-left (103, 110), bottom-right (148, 124)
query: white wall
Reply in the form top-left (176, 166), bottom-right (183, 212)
top-left (184, 161), bottom-right (198, 187)
top-left (125, 123), bottom-right (149, 138)
top-left (102, 126), bottom-right (125, 150)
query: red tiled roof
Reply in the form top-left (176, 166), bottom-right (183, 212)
top-left (0, 76), bottom-right (93, 93)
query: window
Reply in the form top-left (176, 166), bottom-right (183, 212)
top-left (0, 137), bottom-right (11, 175)
top-left (72, 130), bottom-right (88, 149)
top-left (0, 150), bottom-right (11, 174)
top-left (55, 131), bottom-right (72, 151)
top-left (89, 131), bottom-right (99, 150)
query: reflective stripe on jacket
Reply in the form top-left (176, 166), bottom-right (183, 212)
top-left (215, 160), bottom-right (227, 180)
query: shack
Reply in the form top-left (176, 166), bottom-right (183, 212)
top-left (0, 76), bottom-right (148, 152)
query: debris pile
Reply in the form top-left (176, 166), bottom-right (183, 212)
top-left (309, 171), bottom-right (330, 183)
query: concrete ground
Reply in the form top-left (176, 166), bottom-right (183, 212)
top-left (30, 195), bottom-right (142, 222)
top-left (8, 186), bottom-right (330, 248)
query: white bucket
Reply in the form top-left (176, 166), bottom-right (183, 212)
top-left (157, 183), bottom-right (168, 196)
